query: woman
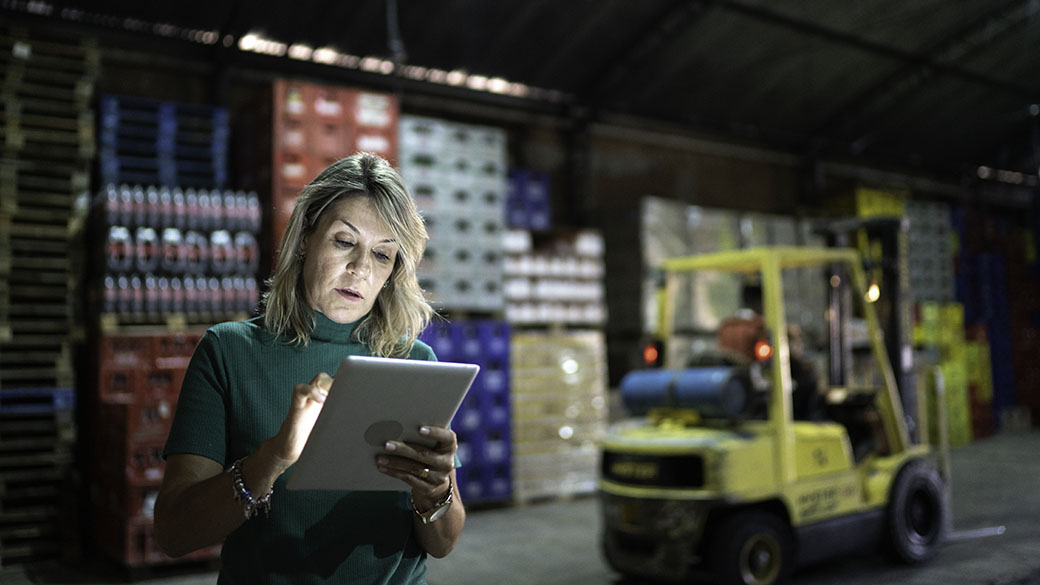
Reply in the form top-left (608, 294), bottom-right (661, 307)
top-left (154, 152), bottom-right (464, 584)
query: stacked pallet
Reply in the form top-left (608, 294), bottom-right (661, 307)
top-left (0, 387), bottom-right (76, 568)
top-left (0, 25), bottom-right (97, 567)
top-left (0, 26), bottom-right (96, 390)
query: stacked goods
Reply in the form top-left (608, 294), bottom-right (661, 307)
top-left (420, 320), bottom-right (512, 504)
top-left (964, 324), bottom-right (995, 438)
top-left (87, 332), bottom-right (220, 566)
top-left (270, 80), bottom-right (399, 248)
top-left (915, 302), bottom-right (973, 445)
top-left (90, 184), bottom-right (262, 326)
top-left (97, 95), bottom-right (228, 189)
top-left (952, 203), bottom-right (1040, 430)
top-left (906, 201), bottom-right (955, 302)
top-left (0, 27), bottom-right (96, 391)
top-left (510, 330), bottom-right (608, 502)
top-left (0, 26), bottom-right (97, 567)
top-left (0, 387), bottom-right (76, 566)
top-left (506, 169), bottom-right (550, 231)
top-left (85, 95), bottom-right (240, 566)
top-left (87, 96), bottom-right (256, 328)
top-left (399, 115), bottom-right (507, 312)
top-left (826, 185), bottom-right (907, 218)
top-left (502, 228), bottom-right (606, 326)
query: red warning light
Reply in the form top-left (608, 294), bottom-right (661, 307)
top-left (643, 343), bottom-right (660, 365)
top-left (754, 340), bottom-right (773, 360)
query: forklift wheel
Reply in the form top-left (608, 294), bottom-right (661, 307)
top-left (712, 510), bottom-right (793, 585)
top-left (886, 460), bottom-right (947, 563)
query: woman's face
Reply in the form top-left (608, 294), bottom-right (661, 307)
top-left (302, 195), bottom-right (398, 324)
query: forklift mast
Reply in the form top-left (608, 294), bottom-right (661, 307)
top-left (817, 217), bottom-right (917, 441)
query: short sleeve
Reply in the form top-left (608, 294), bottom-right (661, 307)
top-left (163, 329), bottom-right (229, 465)
top-left (407, 338), bottom-right (437, 362)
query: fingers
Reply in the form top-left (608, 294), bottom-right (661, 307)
top-left (375, 425), bottom-right (457, 493)
top-left (292, 372), bottom-right (333, 407)
top-left (310, 372), bottom-right (333, 392)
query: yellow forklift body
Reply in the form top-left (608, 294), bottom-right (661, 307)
top-left (602, 245), bottom-right (947, 583)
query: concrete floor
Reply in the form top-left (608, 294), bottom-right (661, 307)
top-left (5, 430), bottom-right (1040, 585)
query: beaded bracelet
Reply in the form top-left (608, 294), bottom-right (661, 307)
top-left (230, 457), bottom-right (273, 520)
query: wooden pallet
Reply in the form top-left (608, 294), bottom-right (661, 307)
top-left (0, 158), bottom-right (92, 190)
top-left (0, 391), bottom-right (75, 567)
top-left (0, 29), bottom-right (100, 74)
top-left (0, 516), bottom-right (61, 567)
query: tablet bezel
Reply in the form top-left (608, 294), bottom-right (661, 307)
top-left (286, 355), bottom-right (479, 491)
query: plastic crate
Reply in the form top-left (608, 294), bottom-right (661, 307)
top-left (0, 387), bottom-right (74, 415)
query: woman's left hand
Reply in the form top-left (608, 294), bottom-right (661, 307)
top-left (376, 425), bottom-right (456, 507)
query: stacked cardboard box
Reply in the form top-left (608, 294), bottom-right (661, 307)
top-left (510, 330), bottom-right (608, 502)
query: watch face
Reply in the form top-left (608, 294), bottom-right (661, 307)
top-left (428, 501), bottom-right (450, 523)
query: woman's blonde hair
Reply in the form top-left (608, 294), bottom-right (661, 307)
top-left (262, 152), bottom-right (432, 357)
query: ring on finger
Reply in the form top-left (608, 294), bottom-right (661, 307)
top-left (419, 467), bottom-right (430, 480)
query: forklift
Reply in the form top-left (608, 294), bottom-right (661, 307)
top-left (600, 221), bottom-right (951, 585)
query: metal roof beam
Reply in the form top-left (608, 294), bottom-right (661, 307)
top-left (809, 0), bottom-right (1037, 155)
top-left (719, 0), bottom-right (1037, 100)
top-left (579, 0), bottom-right (714, 108)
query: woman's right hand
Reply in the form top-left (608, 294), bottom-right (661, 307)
top-left (271, 372), bottom-right (333, 467)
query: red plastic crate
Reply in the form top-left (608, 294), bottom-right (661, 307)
top-left (92, 508), bottom-right (222, 567)
top-left (98, 397), bottom-right (177, 444)
top-left (91, 432), bottom-right (167, 485)
top-left (98, 335), bottom-right (153, 370)
top-left (144, 367), bottom-right (187, 403)
top-left (97, 366), bottom-right (143, 401)
top-left (90, 473), bottom-right (161, 519)
top-left (154, 332), bottom-right (201, 360)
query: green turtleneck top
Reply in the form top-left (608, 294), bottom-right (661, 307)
top-left (163, 312), bottom-right (437, 585)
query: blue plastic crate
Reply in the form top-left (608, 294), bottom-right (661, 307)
top-left (468, 424), bottom-right (511, 466)
top-left (526, 199), bottom-right (551, 231)
top-left (475, 356), bottom-right (509, 395)
top-left (419, 320), bottom-right (458, 361)
top-left (457, 464), bottom-right (488, 501)
top-left (0, 387), bottom-right (75, 414)
top-left (483, 463), bottom-right (512, 501)
top-left (452, 395), bottom-right (484, 433)
top-left (481, 391), bottom-right (510, 428)
top-left (450, 321), bottom-right (481, 363)
top-left (456, 462), bottom-right (512, 504)
top-left (978, 253), bottom-right (1017, 426)
top-left (477, 320), bottom-right (510, 359)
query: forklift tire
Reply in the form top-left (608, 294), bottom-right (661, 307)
top-left (711, 510), bottom-right (793, 585)
top-left (886, 460), bottom-right (947, 564)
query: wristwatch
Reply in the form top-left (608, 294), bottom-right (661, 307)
top-left (412, 480), bottom-right (454, 525)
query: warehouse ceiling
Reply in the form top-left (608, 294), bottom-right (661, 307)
top-left (8, 0), bottom-right (1040, 185)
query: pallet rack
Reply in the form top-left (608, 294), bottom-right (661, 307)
top-left (0, 24), bottom-right (97, 567)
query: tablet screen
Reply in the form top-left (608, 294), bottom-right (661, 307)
top-left (286, 355), bottom-right (479, 491)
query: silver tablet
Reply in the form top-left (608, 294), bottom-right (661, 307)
top-left (286, 355), bottom-right (479, 491)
